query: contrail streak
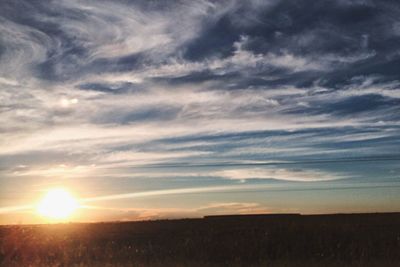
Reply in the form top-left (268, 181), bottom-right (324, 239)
top-left (1, 182), bottom-right (400, 214)
top-left (81, 184), bottom-right (280, 202)
top-left (80, 182), bottom-right (400, 202)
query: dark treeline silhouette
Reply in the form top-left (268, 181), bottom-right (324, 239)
top-left (1, 213), bottom-right (400, 266)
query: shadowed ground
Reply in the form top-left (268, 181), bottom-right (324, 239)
top-left (1, 213), bottom-right (400, 266)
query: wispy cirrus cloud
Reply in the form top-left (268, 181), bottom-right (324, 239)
top-left (1, 0), bottom-right (400, 223)
top-left (214, 168), bottom-right (345, 182)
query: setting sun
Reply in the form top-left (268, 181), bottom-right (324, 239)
top-left (37, 188), bottom-right (78, 220)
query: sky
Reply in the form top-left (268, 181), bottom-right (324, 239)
top-left (0, 0), bottom-right (400, 224)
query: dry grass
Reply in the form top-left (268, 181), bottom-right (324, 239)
top-left (1, 213), bottom-right (400, 267)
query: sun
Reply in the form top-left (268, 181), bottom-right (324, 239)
top-left (37, 188), bottom-right (79, 220)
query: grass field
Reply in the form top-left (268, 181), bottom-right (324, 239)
top-left (1, 213), bottom-right (400, 266)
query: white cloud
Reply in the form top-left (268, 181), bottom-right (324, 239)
top-left (214, 168), bottom-right (344, 182)
top-left (0, 19), bottom-right (52, 81)
top-left (1, 0), bottom-right (399, 223)
top-left (0, 77), bottom-right (19, 86)
top-left (130, 34), bottom-right (324, 80)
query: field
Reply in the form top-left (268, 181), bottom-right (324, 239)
top-left (1, 213), bottom-right (400, 267)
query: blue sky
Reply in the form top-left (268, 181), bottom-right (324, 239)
top-left (0, 0), bottom-right (400, 224)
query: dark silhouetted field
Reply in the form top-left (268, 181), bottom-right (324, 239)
top-left (1, 213), bottom-right (400, 266)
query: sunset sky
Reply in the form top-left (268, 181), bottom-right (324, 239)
top-left (1, 0), bottom-right (400, 224)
